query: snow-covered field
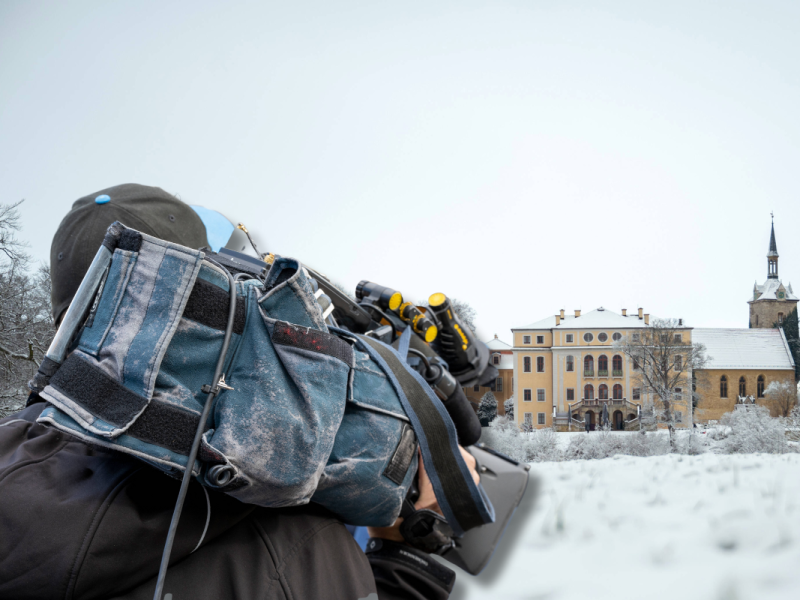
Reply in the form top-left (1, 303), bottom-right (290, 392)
top-left (445, 453), bottom-right (800, 600)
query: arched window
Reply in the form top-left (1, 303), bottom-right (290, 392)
top-left (584, 355), bottom-right (594, 375)
top-left (739, 376), bottom-right (746, 398)
top-left (757, 375), bottom-right (765, 398)
top-left (613, 384), bottom-right (623, 399)
top-left (584, 384), bottom-right (594, 400)
top-left (598, 355), bottom-right (608, 375)
top-left (599, 384), bottom-right (609, 399)
top-left (778, 313), bottom-right (784, 325)
top-left (566, 355), bottom-right (574, 372)
top-left (612, 355), bottom-right (623, 374)
top-left (720, 375), bottom-right (728, 398)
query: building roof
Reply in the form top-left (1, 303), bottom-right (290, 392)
top-left (514, 308), bottom-right (670, 331)
top-left (486, 336), bottom-right (512, 351)
top-left (768, 221), bottom-right (778, 257)
top-left (693, 328), bottom-right (795, 370)
top-left (496, 354), bottom-right (514, 370)
top-left (752, 278), bottom-right (798, 301)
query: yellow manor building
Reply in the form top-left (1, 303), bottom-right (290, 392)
top-left (510, 307), bottom-right (691, 431)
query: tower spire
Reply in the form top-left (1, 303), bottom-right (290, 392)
top-left (767, 213), bottom-right (779, 279)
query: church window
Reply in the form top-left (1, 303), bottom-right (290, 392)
top-left (598, 332), bottom-right (608, 342)
top-left (523, 357), bottom-right (531, 372)
top-left (537, 357), bottom-right (545, 372)
top-left (599, 384), bottom-right (609, 399)
top-left (613, 384), bottom-right (623, 399)
top-left (720, 376), bottom-right (728, 398)
top-left (739, 377), bottom-right (746, 397)
top-left (566, 356), bottom-right (574, 372)
top-left (584, 333), bottom-right (594, 342)
top-left (757, 375), bottom-right (765, 398)
top-left (755, 315), bottom-right (759, 327)
top-left (778, 313), bottom-right (784, 325)
top-left (584, 384), bottom-right (594, 400)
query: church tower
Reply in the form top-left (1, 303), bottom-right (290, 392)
top-left (749, 217), bottom-right (798, 328)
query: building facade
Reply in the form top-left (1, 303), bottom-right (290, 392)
top-left (510, 307), bottom-right (693, 431)
top-left (464, 335), bottom-right (513, 415)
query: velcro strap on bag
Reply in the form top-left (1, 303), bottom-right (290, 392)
top-left (356, 328), bottom-right (494, 536)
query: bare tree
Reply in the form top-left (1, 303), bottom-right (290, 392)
top-left (764, 380), bottom-right (798, 418)
top-left (615, 318), bottom-right (708, 450)
top-left (0, 202), bottom-right (56, 418)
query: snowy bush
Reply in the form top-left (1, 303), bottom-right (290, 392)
top-left (522, 427), bottom-right (561, 463)
top-left (503, 397), bottom-right (514, 420)
top-left (720, 406), bottom-right (789, 454)
top-left (482, 416), bottom-right (561, 463)
top-left (563, 429), bottom-right (670, 460)
top-left (675, 431), bottom-right (708, 455)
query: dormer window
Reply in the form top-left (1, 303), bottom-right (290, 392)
top-left (492, 354), bottom-right (500, 365)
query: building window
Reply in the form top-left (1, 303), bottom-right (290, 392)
top-left (523, 335), bottom-right (531, 344)
top-left (523, 389), bottom-right (532, 402)
top-left (523, 357), bottom-right (531, 372)
top-left (584, 355), bottom-right (594, 375)
top-left (538, 413), bottom-right (546, 425)
top-left (757, 375), bottom-right (765, 398)
top-left (674, 334), bottom-right (683, 343)
top-left (675, 411), bottom-right (683, 423)
top-left (755, 315), bottom-right (759, 327)
top-left (675, 387), bottom-right (682, 400)
top-left (612, 332), bottom-right (622, 341)
top-left (536, 335), bottom-right (544, 344)
top-left (632, 358), bottom-right (640, 370)
top-left (584, 333), bottom-right (594, 343)
top-left (739, 376), bottom-right (746, 398)
top-left (598, 355), bottom-right (608, 375)
top-left (473, 384), bottom-right (480, 392)
top-left (778, 313), bottom-right (784, 325)
top-left (524, 413), bottom-right (533, 428)
top-left (566, 334), bottom-right (574, 343)
top-left (612, 355), bottom-right (623, 375)
top-left (598, 332), bottom-right (608, 342)
top-left (720, 376), bottom-right (728, 398)
top-left (584, 384), bottom-right (594, 400)
top-left (566, 355), bottom-right (574, 372)
top-left (598, 384), bottom-right (609, 399)
top-left (496, 378), bottom-right (503, 392)
top-left (537, 389), bottom-right (546, 402)
top-left (613, 384), bottom-right (623, 399)
top-left (674, 355), bottom-right (682, 371)
top-left (632, 333), bottom-right (640, 342)
top-left (492, 354), bottom-right (500, 365)
top-left (537, 356), bottom-right (545, 372)
top-left (567, 388), bottom-right (575, 401)
top-left (632, 387), bottom-right (641, 400)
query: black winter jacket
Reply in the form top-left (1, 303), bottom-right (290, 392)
top-left (0, 401), bottom-right (455, 600)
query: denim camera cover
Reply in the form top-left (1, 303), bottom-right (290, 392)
top-left (39, 226), bottom-right (492, 529)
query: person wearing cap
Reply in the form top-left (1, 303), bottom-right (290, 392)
top-left (0, 184), bottom-right (461, 600)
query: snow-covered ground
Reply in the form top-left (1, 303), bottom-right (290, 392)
top-left (444, 453), bottom-right (800, 600)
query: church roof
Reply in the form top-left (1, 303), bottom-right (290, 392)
top-left (768, 221), bottom-right (778, 257)
top-left (514, 308), bottom-right (669, 330)
top-left (752, 278), bottom-right (798, 301)
top-left (693, 328), bottom-right (795, 370)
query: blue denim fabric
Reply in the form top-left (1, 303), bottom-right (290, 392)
top-left (38, 228), bottom-right (492, 528)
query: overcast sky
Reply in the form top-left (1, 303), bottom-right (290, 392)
top-left (2, 0), bottom-right (798, 342)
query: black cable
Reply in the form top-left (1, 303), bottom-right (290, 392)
top-left (153, 265), bottom-right (240, 600)
top-left (407, 348), bottom-right (432, 375)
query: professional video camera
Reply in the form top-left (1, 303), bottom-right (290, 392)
top-left (31, 218), bottom-right (532, 598)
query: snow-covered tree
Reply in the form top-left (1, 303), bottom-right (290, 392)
top-left (504, 397), bottom-right (514, 420)
top-left (477, 391), bottom-right (497, 426)
top-left (764, 380), bottom-right (798, 417)
top-left (0, 201), bottom-right (56, 417)
top-left (615, 318), bottom-right (708, 450)
top-left (775, 306), bottom-right (799, 382)
top-left (720, 405), bottom-right (789, 454)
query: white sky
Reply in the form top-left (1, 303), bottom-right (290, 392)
top-left (1, 0), bottom-right (798, 341)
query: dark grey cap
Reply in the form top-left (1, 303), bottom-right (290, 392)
top-left (51, 183), bottom-right (209, 323)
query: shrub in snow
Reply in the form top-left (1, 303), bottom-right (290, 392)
top-left (482, 416), bottom-right (561, 463)
top-left (563, 429), bottom-right (670, 460)
top-left (477, 392), bottom-right (497, 426)
top-left (504, 397), bottom-right (514, 420)
top-left (720, 406), bottom-right (789, 454)
top-left (522, 427), bottom-right (561, 463)
top-left (675, 431), bottom-right (707, 455)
